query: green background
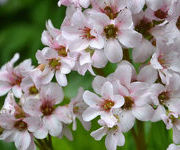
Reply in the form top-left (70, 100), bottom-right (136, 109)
top-left (0, 0), bottom-right (173, 149)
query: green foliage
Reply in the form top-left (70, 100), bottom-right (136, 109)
top-left (0, 0), bottom-right (172, 150)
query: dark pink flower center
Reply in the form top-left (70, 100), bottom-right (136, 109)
top-left (104, 24), bottom-right (118, 39)
top-left (14, 120), bottom-right (27, 131)
top-left (158, 92), bottom-right (169, 105)
top-left (101, 99), bottom-right (115, 112)
top-left (122, 96), bottom-right (134, 110)
top-left (154, 9), bottom-right (168, 19)
top-left (40, 101), bottom-right (55, 116)
top-left (135, 18), bottom-right (153, 39)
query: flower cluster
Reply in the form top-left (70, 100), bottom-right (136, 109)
top-left (0, 0), bottom-right (180, 150)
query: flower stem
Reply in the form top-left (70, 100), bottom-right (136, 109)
top-left (131, 121), bottom-right (147, 150)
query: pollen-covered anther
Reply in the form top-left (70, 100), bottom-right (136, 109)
top-left (122, 96), bottom-right (134, 110)
top-left (49, 58), bottom-right (61, 70)
top-left (158, 91), bottom-right (169, 105)
top-left (101, 99), bottom-right (115, 111)
top-left (81, 27), bottom-right (95, 40)
top-left (29, 85), bottom-right (39, 95)
top-left (103, 6), bottom-right (118, 19)
top-left (104, 24), bottom-right (118, 39)
top-left (14, 120), bottom-right (28, 131)
top-left (56, 46), bottom-right (67, 57)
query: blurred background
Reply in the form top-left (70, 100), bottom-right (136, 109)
top-left (0, 0), bottom-right (173, 149)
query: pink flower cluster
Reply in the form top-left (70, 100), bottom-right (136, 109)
top-left (0, 0), bottom-right (180, 150)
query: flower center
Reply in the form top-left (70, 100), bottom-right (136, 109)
top-left (73, 106), bottom-right (79, 114)
top-left (56, 46), bottom-right (67, 57)
top-left (14, 120), bottom-right (27, 131)
top-left (122, 96), bottom-right (134, 110)
top-left (11, 73), bottom-right (22, 86)
top-left (176, 16), bottom-right (180, 30)
top-left (104, 24), bottom-right (118, 39)
top-left (103, 6), bottom-right (118, 19)
top-left (49, 58), bottom-right (61, 70)
top-left (102, 99), bottom-right (115, 112)
top-left (135, 18), bottom-right (153, 39)
top-left (158, 92), bottom-right (169, 105)
top-left (14, 105), bottom-right (26, 119)
top-left (85, 47), bottom-right (95, 56)
top-left (81, 27), bottom-right (95, 40)
top-left (29, 85), bottom-right (39, 95)
top-left (154, 9), bottom-right (168, 19)
top-left (40, 101), bottom-right (54, 116)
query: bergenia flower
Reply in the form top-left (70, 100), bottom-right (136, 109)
top-left (0, 53), bottom-right (33, 98)
top-left (150, 40), bottom-right (180, 84)
top-left (23, 83), bottom-right (72, 139)
top-left (88, 8), bottom-right (142, 63)
top-left (36, 47), bottom-right (75, 86)
top-left (68, 87), bottom-right (91, 131)
top-left (162, 112), bottom-right (180, 144)
top-left (91, 119), bottom-right (125, 150)
top-left (149, 73), bottom-right (180, 122)
top-left (0, 93), bottom-right (37, 150)
top-left (83, 81), bottom-right (124, 127)
top-left (62, 9), bottom-right (104, 51)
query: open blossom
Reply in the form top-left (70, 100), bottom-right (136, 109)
top-left (87, 8), bottom-right (142, 63)
top-left (83, 81), bottom-right (124, 127)
top-left (0, 93), bottom-right (37, 150)
top-left (148, 73), bottom-right (180, 122)
top-left (150, 40), bottom-right (180, 84)
top-left (62, 9), bottom-right (104, 51)
top-left (36, 47), bottom-right (75, 86)
top-left (91, 119), bottom-right (125, 150)
top-left (162, 112), bottom-right (180, 144)
top-left (0, 53), bottom-right (33, 98)
top-left (68, 87), bottom-right (91, 131)
top-left (58, 0), bottom-right (90, 8)
top-left (23, 83), bottom-right (72, 139)
top-left (41, 20), bottom-right (61, 49)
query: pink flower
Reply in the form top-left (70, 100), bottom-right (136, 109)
top-left (68, 87), bottom-right (91, 131)
top-left (0, 93), bottom-right (37, 150)
top-left (91, 119), bottom-right (125, 150)
top-left (23, 83), bottom-right (72, 139)
top-left (62, 9), bottom-right (104, 51)
top-left (145, 0), bottom-right (174, 22)
top-left (88, 8), bottom-right (142, 63)
top-left (36, 47), bottom-right (75, 86)
top-left (150, 40), bottom-right (180, 84)
top-left (41, 20), bottom-right (61, 49)
top-left (0, 53), bottom-right (33, 98)
top-left (162, 112), bottom-right (180, 144)
top-left (83, 81), bottom-right (124, 127)
top-left (148, 73), bottom-right (180, 122)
